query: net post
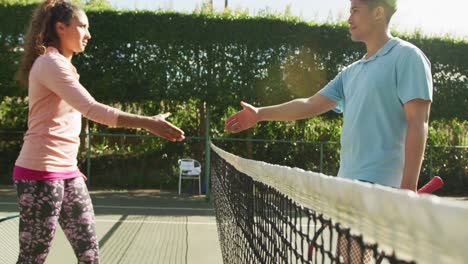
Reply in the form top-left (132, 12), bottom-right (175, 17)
top-left (428, 145), bottom-right (433, 179)
top-left (205, 108), bottom-right (211, 201)
top-left (319, 142), bottom-right (324, 173)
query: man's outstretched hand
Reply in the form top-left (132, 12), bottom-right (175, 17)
top-left (224, 101), bottom-right (259, 133)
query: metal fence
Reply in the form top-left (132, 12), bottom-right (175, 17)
top-left (1, 129), bottom-right (467, 197)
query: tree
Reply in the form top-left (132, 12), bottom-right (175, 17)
top-left (80, 0), bottom-right (112, 9)
top-left (0, 0), bottom-right (40, 4)
top-left (0, 0), bottom-right (112, 9)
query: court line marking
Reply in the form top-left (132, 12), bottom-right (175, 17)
top-left (96, 219), bottom-right (217, 225)
top-left (0, 202), bottom-right (213, 211)
top-left (0, 214), bottom-right (216, 225)
top-left (95, 219), bottom-right (320, 227)
top-left (95, 205), bottom-right (214, 211)
top-left (1, 216), bottom-right (320, 227)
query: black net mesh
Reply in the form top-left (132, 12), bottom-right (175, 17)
top-left (211, 150), bottom-right (415, 264)
top-left (0, 215), bottom-right (19, 263)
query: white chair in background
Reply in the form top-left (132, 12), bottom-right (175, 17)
top-left (178, 158), bottom-right (202, 195)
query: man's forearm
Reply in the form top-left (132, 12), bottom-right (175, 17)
top-left (400, 122), bottom-right (428, 191)
top-left (258, 94), bottom-right (336, 122)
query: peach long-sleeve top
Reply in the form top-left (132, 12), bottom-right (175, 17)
top-left (14, 47), bottom-right (122, 180)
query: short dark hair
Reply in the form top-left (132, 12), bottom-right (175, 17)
top-left (361, 0), bottom-right (397, 23)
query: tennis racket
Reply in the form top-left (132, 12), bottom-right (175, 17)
top-left (417, 176), bottom-right (444, 194)
top-left (0, 214), bottom-right (19, 223)
top-left (0, 214), bottom-right (20, 263)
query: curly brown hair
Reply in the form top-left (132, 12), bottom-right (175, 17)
top-left (16, 0), bottom-right (82, 86)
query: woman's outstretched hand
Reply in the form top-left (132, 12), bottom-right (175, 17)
top-left (224, 101), bottom-right (259, 133)
top-left (146, 113), bottom-right (185, 141)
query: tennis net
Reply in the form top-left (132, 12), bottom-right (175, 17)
top-left (0, 215), bottom-right (20, 263)
top-left (210, 143), bottom-right (468, 264)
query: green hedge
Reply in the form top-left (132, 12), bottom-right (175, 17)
top-left (0, 4), bottom-right (467, 119)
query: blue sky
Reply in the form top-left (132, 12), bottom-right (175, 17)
top-left (108, 0), bottom-right (468, 39)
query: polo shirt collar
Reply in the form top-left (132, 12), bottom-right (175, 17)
top-left (360, 37), bottom-right (399, 63)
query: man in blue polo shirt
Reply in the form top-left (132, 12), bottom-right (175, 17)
top-left (224, 0), bottom-right (432, 191)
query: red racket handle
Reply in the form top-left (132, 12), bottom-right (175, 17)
top-left (417, 176), bottom-right (444, 194)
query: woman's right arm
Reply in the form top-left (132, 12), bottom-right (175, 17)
top-left (116, 112), bottom-right (184, 142)
top-left (38, 55), bottom-right (184, 141)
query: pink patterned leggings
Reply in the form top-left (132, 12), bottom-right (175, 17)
top-left (14, 177), bottom-right (99, 264)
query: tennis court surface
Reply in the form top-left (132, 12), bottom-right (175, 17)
top-left (0, 188), bottom-right (222, 264)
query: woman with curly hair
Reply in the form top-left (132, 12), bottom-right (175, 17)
top-left (14, 1), bottom-right (184, 263)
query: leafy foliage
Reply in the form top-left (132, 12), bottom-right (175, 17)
top-left (0, 96), bottom-right (28, 129)
top-left (0, 4), bottom-right (466, 119)
top-left (0, 0), bottom-right (111, 7)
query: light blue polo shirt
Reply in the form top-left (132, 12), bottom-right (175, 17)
top-left (319, 37), bottom-right (433, 187)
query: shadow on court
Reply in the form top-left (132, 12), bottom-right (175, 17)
top-left (0, 186), bottom-right (222, 264)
